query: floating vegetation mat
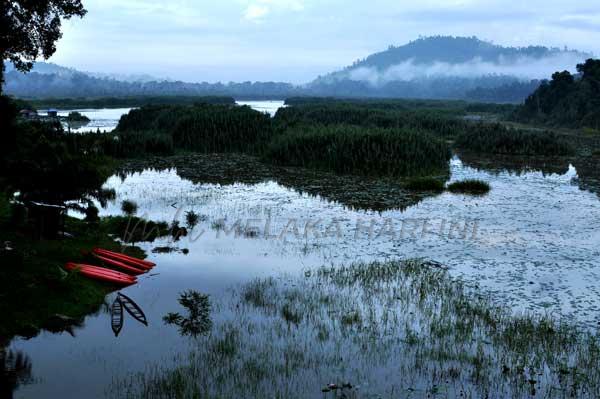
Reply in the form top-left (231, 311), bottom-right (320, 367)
top-left (111, 260), bottom-right (599, 398)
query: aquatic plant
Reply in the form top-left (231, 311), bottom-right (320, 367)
top-left (447, 179), bottom-right (491, 195)
top-left (455, 123), bottom-right (575, 155)
top-left (111, 260), bottom-right (600, 399)
top-left (116, 103), bottom-right (273, 155)
top-left (274, 102), bottom-right (469, 139)
top-left (263, 125), bottom-right (451, 178)
top-left (184, 211), bottom-right (200, 230)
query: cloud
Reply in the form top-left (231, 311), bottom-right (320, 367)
top-left (345, 53), bottom-right (590, 86)
top-left (243, 0), bottom-right (305, 22)
top-left (244, 4), bottom-right (270, 21)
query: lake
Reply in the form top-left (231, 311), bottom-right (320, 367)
top-left (8, 150), bottom-right (600, 398)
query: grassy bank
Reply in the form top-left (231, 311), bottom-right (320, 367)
top-left (111, 260), bottom-right (600, 398)
top-left (0, 194), bottom-right (151, 340)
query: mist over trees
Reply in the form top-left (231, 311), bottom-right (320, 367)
top-left (2, 36), bottom-right (593, 103)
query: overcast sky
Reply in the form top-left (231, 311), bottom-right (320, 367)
top-left (49, 0), bottom-right (600, 83)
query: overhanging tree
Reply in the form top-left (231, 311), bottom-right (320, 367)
top-left (0, 0), bottom-right (87, 94)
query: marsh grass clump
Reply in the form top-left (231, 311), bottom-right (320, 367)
top-left (404, 176), bottom-right (446, 192)
top-left (184, 211), bottom-right (199, 230)
top-left (264, 125), bottom-right (451, 178)
top-left (112, 260), bottom-right (600, 399)
top-left (455, 123), bottom-right (575, 156)
top-left (447, 179), bottom-right (491, 195)
top-left (116, 104), bottom-right (273, 155)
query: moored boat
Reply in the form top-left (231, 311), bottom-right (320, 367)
top-left (93, 248), bottom-right (156, 270)
top-left (92, 253), bottom-right (147, 275)
top-left (64, 263), bottom-right (137, 286)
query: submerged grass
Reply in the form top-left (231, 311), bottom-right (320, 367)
top-left (111, 260), bottom-right (600, 399)
top-left (447, 179), bottom-right (492, 195)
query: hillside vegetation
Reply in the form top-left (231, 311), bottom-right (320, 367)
top-left (516, 59), bottom-right (600, 129)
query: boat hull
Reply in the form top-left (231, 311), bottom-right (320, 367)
top-left (93, 248), bottom-right (156, 269)
top-left (64, 263), bottom-right (137, 286)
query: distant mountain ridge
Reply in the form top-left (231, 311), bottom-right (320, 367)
top-left (3, 36), bottom-right (594, 102)
top-left (341, 36), bottom-right (589, 71)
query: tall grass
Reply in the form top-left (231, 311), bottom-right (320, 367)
top-left (116, 104), bottom-right (273, 154)
top-left (274, 103), bottom-right (468, 139)
top-left (455, 123), bottom-right (575, 155)
top-left (263, 125), bottom-right (452, 177)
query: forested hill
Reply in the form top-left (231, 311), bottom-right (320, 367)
top-left (515, 59), bottom-right (600, 129)
top-left (336, 36), bottom-right (588, 71)
top-left (308, 36), bottom-right (591, 101)
top-left (3, 62), bottom-right (301, 100)
top-left (3, 37), bottom-right (593, 102)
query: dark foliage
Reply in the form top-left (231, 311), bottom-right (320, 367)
top-left (274, 102), bottom-right (469, 139)
top-left (263, 125), bottom-right (451, 177)
top-left (455, 123), bottom-right (575, 156)
top-left (28, 95), bottom-right (236, 109)
top-left (116, 104), bottom-right (273, 155)
top-left (0, 1), bottom-right (86, 93)
top-left (447, 179), bottom-right (491, 195)
top-left (516, 59), bottom-right (600, 129)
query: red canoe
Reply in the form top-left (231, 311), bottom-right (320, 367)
top-left (64, 263), bottom-right (137, 286)
top-left (92, 253), bottom-right (147, 275)
top-left (93, 248), bottom-right (156, 270)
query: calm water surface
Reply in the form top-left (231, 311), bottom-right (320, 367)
top-left (8, 151), bottom-right (600, 396)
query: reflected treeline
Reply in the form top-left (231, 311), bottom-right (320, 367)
top-left (459, 151), bottom-right (600, 199)
top-left (572, 157), bottom-right (600, 199)
top-left (118, 154), bottom-right (446, 212)
top-left (163, 290), bottom-right (212, 337)
top-left (0, 348), bottom-right (32, 399)
top-left (457, 151), bottom-right (572, 176)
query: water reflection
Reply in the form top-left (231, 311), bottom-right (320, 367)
top-left (111, 294), bottom-right (149, 337)
top-left (457, 151), bottom-right (571, 176)
top-left (0, 349), bottom-right (32, 399)
top-left (118, 154), bottom-right (443, 212)
top-left (163, 290), bottom-right (212, 337)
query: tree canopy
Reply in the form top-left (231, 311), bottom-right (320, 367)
top-left (516, 59), bottom-right (600, 128)
top-left (0, 0), bottom-right (86, 91)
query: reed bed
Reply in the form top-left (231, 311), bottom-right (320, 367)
top-left (116, 104), bottom-right (273, 154)
top-left (455, 123), bottom-right (575, 155)
top-left (274, 103), bottom-right (468, 139)
top-left (110, 260), bottom-right (600, 399)
top-left (263, 125), bottom-right (452, 178)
